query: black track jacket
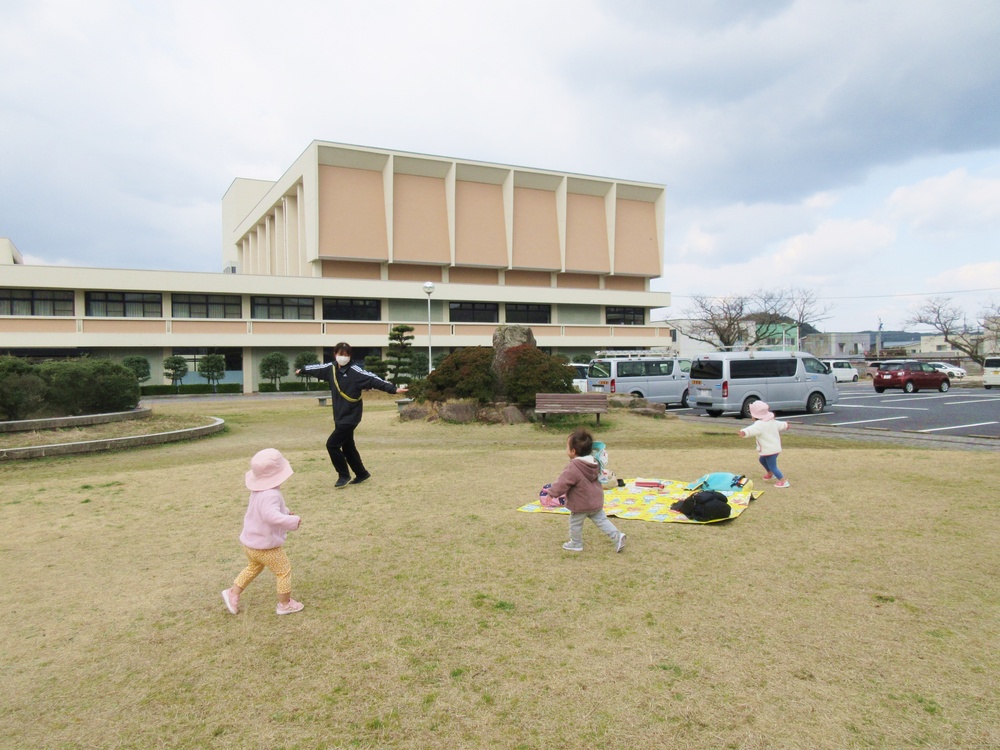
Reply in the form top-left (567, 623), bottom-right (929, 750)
top-left (303, 362), bottom-right (399, 427)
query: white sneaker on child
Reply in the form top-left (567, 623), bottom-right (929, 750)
top-left (562, 542), bottom-right (583, 552)
top-left (615, 532), bottom-right (627, 553)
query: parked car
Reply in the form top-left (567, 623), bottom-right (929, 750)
top-left (873, 361), bottom-right (950, 393)
top-left (822, 359), bottom-right (859, 382)
top-left (983, 356), bottom-right (1000, 390)
top-left (927, 361), bottom-right (966, 379)
top-left (566, 364), bottom-right (589, 392)
top-left (587, 353), bottom-right (691, 406)
top-left (689, 351), bottom-right (838, 418)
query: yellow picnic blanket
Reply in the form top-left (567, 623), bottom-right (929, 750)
top-left (517, 477), bottom-right (758, 523)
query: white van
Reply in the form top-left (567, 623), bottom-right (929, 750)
top-left (689, 351), bottom-right (839, 418)
top-left (822, 359), bottom-right (859, 382)
top-left (984, 356), bottom-right (1000, 390)
top-left (587, 352), bottom-right (692, 406)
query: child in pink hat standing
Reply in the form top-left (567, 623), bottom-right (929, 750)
top-left (222, 448), bottom-right (304, 615)
top-left (738, 401), bottom-right (791, 488)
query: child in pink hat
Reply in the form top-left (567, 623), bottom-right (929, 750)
top-left (738, 401), bottom-right (791, 488)
top-left (222, 448), bottom-right (304, 615)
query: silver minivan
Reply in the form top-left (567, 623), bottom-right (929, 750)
top-left (689, 351), bottom-right (838, 418)
top-left (587, 354), bottom-right (692, 406)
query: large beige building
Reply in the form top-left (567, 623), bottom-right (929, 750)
top-left (1, 142), bottom-right (674, 391)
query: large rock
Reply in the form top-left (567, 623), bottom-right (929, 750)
top-left (492, 325), bottom-right (536, 399)
top-left (492, 325), bottom-right (536, 358)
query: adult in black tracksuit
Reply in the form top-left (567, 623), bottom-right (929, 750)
top-left (299, 342), bottom-right (406, 488)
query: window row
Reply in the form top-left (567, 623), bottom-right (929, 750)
top-left (1, 289), bottom-right (646, 325)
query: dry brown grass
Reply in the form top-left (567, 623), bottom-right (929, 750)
top-left (1, 393), bottom-right (997, 749)
top-left (0, 413), bottom-right (211, 449)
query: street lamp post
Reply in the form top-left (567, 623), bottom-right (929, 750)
top-left (423, 282), bottom-right (435, 375)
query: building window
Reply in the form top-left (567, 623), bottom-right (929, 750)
top-left (606, 306), bottom-right (644, 325)
top-left (322, 298), bottom-right (381, 321)
top-left (250, 296), bottom-right (315, 320)
top-left (172, 294), bottom-right (242, 319)
top-left (506, 303), bottom-right (550, 324)
top-left (172, 347), bottom-right (243, 377)
top-left (85, 291), bottom-right (162, 317)
top-left (449, 302), bottom-right (499, 323)
top-left (0, 288), bottom-right (74, 316)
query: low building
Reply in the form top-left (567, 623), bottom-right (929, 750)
top-left (800, 331), bottom-right (869, 359)
top-left (1, 142), bottom-right (674, 391)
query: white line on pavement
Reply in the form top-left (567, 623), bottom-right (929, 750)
top-left (917, 422), bottom-right (1000, 433)
top-left (828, 416), bottom-right (911, 426)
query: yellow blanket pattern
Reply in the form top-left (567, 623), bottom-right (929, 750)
top-left (518, 477), bottom-right (757, 523)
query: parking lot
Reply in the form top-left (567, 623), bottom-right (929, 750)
top-left (681, 381), bottom-right (1000, 440)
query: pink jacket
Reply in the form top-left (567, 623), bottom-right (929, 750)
top-left (239, 488), bottom-right (300, 550)
top-left (548, 456), bottom-right (604, 513)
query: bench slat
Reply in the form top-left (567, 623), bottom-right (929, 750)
top-left (534, 393), bottom-right (608, 424)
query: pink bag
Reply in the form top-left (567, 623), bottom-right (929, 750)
top-left (538, 483), bottom-right (565, 508)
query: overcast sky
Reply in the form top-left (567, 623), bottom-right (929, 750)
top-left (2, 0), bottom-right (999, 332)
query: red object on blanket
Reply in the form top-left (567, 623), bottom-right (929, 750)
top-left (634, 480), bottom-right (664, 488)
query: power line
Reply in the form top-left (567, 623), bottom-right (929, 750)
top-left (665, 287), bottom-right (1000, 302)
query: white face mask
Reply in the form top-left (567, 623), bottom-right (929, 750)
top-left (336, 355), bottom-right (351, 367)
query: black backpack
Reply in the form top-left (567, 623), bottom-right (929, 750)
top-left (672, 490), bottom-right (732, 522)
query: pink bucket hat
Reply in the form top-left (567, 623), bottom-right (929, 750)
top-left (245, 448), bottom-right (294, 491)
top-left (749, 401), bottom-right (775, 421)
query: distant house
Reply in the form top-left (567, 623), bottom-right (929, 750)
top-left (800, 332), bottom-right (869, 359)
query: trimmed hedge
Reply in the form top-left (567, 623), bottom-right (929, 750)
top-left (141, 383), bottom-right (242, 396)
top-left (258, 381), bottom-right (328, 393)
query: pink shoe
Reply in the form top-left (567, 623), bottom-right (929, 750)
top-left (762, 472), bottom-right (774, 480)
top-left (221, 588), bottom-right (239, 615)
top-left (276, 598), bottom-right (304, 615)
top-left (774, 479), bottom-right (790, 488)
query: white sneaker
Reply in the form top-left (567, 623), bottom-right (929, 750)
top-left (562, 542), bottom-right (583, 552)
top-left (615, 532), bottom-right (627, 553)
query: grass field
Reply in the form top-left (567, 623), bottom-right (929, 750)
top-left (1, 394), bottom-right (997, 749)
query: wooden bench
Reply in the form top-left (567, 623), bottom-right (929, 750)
top-left (534, 393), bottom-right (609, 424)
top-left (317, 396), bottom-right (329, 406)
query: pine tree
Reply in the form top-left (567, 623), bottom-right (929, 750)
top-left (385, 324), bottom-right (416, 385)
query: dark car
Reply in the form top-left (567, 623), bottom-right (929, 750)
top-left (873, 361), bottom-right (950, 393)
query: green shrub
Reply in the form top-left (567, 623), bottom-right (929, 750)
top-left (38, 359), bottom-right (140, 415)
top-left (423, 347), bottom-right (497, 403)
top-left (122, 356), bottom-right (151, 383)
top-left (497, 344), bottom-right (575, 407)
top-left (0, 355), bottom-right (48, 421)
top-left (197, 354), bottom-right (227, 393)
top-left (278, 381), bottom-right (326, 392)
top-left (163, 355), bottom-right (188, 392)
top-left (140, 382), bottom-right (241, 396)
top-left (260, 352), bottom-right (289, 387)
top-left (293, 351), bottom-right (320, 382)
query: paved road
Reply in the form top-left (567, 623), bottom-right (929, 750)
top-left (676, 380), bottom-right (1000, 451)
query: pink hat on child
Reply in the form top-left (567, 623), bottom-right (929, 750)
top-left (749, 401), bottom-right (775, 421)
top-left (245, 448), bottom-right (294, 491)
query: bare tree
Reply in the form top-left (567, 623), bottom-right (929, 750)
top-left (904, 297), bottom-right (987, 364)
top-left (979, 301), bottom-right (1000, 353)
top-left (787, 287), bottom-right (834, 333)
top-left (677, 290), bottom-right (793, 349)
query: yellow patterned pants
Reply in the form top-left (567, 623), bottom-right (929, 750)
top-left (234, 545), bottom-right (292, 595)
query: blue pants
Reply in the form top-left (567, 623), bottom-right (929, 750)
top-left (758, 453), bottom-right (784, 480)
